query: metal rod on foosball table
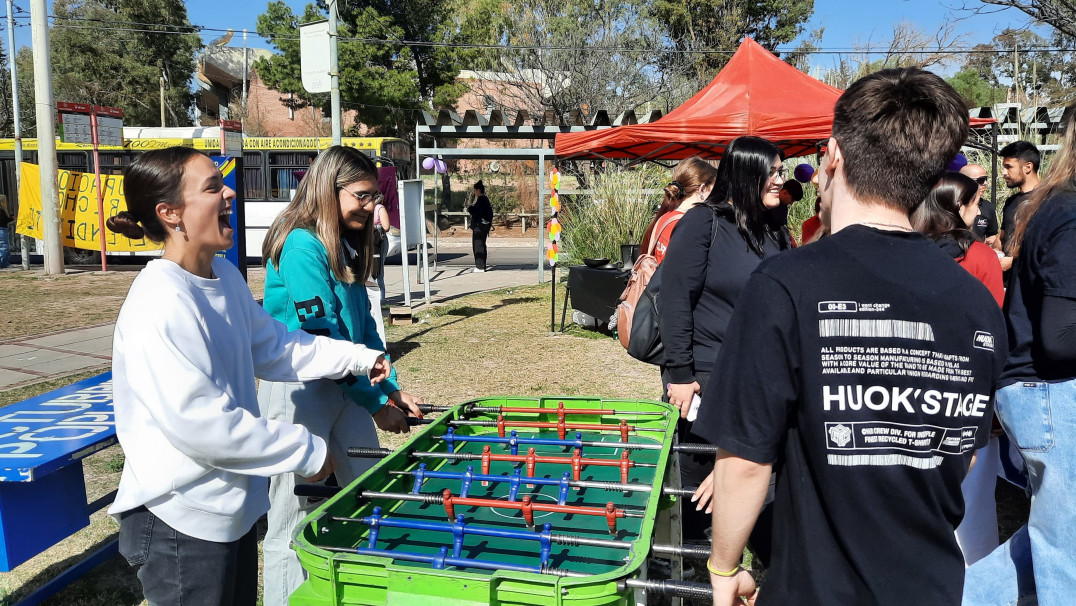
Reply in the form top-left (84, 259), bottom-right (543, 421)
top-left (619, 577), bottom-right (714, 600)
top-left (317, 545), bottom-right (589, 577)
top-left (448, 418), bottom-right (667, 442)
top-left (354, 488), bottom-right (644, 533)
top-left (327, 514), bottom-right (636, 552)
top-left (417, 404), bottom-right (668, 417)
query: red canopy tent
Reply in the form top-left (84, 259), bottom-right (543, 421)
top-left (555, 37), bottom-right (995, 163)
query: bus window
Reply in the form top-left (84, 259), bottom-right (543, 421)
top-left (56, 152), bottom-right (89, 172)
top-left (268, 151), bottom-right (317, 200)
top-left (97, 152), bottom-right (135, 175)
top-left (243, 152), bottom-right (266, 200)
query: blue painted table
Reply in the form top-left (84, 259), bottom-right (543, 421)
top-left (0, 372), bottom-right (117, 575)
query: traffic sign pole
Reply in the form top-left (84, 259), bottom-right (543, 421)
top-left (89, 111), bottom-right (107, 272)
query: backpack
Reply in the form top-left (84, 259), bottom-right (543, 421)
top-left (616, 211), bottom-right (720, 365)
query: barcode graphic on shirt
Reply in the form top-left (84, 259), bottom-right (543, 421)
top-left (818, 319), bottom-right (935, 341)
top-left (827, 454), bottom-right (943, 469)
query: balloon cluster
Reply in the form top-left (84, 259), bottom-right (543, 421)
top-left (421, 156), bottom-right (448, 174)
top-left (547, 169), bottom-right (561, 266)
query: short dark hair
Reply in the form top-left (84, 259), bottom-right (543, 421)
top-left (781, 180), bottom-right (804, 202)
top-left (832, 68), bottom-right (968, 212)
top-left (107, 146), bottom-right (203, 242)
top-left (474, 180), bottom-right (485, 194)
top-left (999, 140), bottom-right (1040, 172)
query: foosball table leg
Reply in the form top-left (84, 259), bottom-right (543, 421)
top-left (653, 436), bottom-right (686, 606)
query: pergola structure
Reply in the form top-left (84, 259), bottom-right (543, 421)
top-left (414, 108), bottom-right (664, 283)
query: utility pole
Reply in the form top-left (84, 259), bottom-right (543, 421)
top-left (242, 29), bottom-right (248, 110)
top-left (30, 0), bottom-right (63, 274)
top-left (6, 0), bottom-right (29, 268)
top-left (328, 0), bottom-right (342, 145)
top-left (160, 70), bottom-right (166, 127)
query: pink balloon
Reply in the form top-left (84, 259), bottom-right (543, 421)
top-left (421, 157), bottom-right (436, 170)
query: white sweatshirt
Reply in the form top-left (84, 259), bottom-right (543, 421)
top-left (108, 258), bottom-right (384, 542)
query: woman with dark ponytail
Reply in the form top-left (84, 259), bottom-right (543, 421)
top-left (658, 136), bottom-right (790, 549)
top-left (106, 147), bottom-right (390, 606)
top-left (467, 180), bottom-right (493, 272)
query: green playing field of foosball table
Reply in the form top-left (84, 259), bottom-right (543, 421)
top-left (288, 396), bottom-right (712, 606)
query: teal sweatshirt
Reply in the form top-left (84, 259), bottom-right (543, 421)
top-left (263, 228), bottom-right (399, 413)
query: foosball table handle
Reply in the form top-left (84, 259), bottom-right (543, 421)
top-left (620, 577), bottom-right (713, 600)
top-left (294, 484), bottom-right (343, 498)
top-left (672, 443), bottom-right (721, 454)
top-left (651, 542), bottom-right (713, 561)
top-left (348, 447), bottom-right (394, 458)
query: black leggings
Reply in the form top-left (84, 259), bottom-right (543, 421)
top-left (472, 224), bottom-right (489, 270)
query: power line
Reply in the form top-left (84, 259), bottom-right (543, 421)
top-left (5, 12), bottom-right (1074, 56)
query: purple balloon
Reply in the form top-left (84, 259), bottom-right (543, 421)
top-left (793, 163), bottom-right (815, 183)
top-left (435, 159), bottom-right (448, 174)
top-left (946, 153), bottom-right (968, 172)
top-left (421, 157), bottom-right (436, 170)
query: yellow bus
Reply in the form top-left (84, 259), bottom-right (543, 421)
top-left (0, 132), bottom-right (412, 262)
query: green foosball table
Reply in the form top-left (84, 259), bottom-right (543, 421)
top-left (290, 396), bottom-right (712, 606)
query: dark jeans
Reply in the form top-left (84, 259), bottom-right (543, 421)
top-left (118, 506), bottom-right (258, 606)
top-left (472, 223), bottom-right (489, 270)
top-left (661, 368), bottom-right (774, 566)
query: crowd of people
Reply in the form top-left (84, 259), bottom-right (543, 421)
top-left (634, 68), bottom-right (1076, 605)
top-left (98, 64), bottom-right (1076, 606)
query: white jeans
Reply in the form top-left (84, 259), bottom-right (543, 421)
top-left (257, 379), bottom-right (379, 606)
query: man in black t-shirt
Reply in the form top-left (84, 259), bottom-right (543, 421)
top-left (997, 141), bottom-right (1040, 272)
top-left (695, 69), bottom-right (1007, 606)
top-left (960, 163), bottom-right (999, 247)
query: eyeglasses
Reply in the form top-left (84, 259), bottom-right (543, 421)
top-left (974, 176), bottom-right (989, 186)
top-left (769, 166), bottom-right (788, 180)
top-left (343, 188), bottom-right (384, 204)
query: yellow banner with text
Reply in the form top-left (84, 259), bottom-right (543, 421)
top-left (16, 162), bottom-right (162, 252)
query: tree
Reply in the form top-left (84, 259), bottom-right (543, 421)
top-left (948, 69), bottom-right (1007, 108)
top-left (957, 28), bottom-right (1074, 106)
top-left (466, 0), bottom-right (666, 118)
top-left (653, 0), bottom-right (815, 101)
top-left (972, 1), bottom-right (1076, 40)
top-left (45, 0), bottom-right (201, 127)
top-left (255, 0), bottom-right (488, 135)
top-left (816, 21), bottom-right (968, 89)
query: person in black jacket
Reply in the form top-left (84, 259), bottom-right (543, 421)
top-left (658, 136), bottom-right (791, 543)
top-left (467, 180), bottom-right (494, 272)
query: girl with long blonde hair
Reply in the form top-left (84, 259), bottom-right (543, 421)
top-left (258, 145), bottom-right (425, 606)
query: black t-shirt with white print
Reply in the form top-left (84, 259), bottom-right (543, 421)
top-left (692, 225), bottom-right (1007, 606)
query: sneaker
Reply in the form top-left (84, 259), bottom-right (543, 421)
top-left (472, 268), bottom-right (486, 273)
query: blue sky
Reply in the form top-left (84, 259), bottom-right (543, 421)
top-left (8, 0), bottom-right (1050, 73)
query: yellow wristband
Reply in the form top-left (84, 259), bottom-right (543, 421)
top-left (706, 559), bottom-right (741, 577)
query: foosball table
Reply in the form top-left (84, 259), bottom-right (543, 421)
top-left (289, 396), bottom-right (718, 606)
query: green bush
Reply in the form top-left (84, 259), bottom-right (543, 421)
top-left (560, 165), bottom-right (665, 266)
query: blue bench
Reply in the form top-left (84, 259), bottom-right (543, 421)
top-left (0, 372), bottom-right (118, 605)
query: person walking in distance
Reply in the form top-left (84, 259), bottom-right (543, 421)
top-left (468, 180), bottom-right (493, 272)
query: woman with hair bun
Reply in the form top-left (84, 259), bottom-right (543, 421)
top-left (106, 147), bottom-right (391, 606)
top-left (640, 156), bottom-right (717, 263)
